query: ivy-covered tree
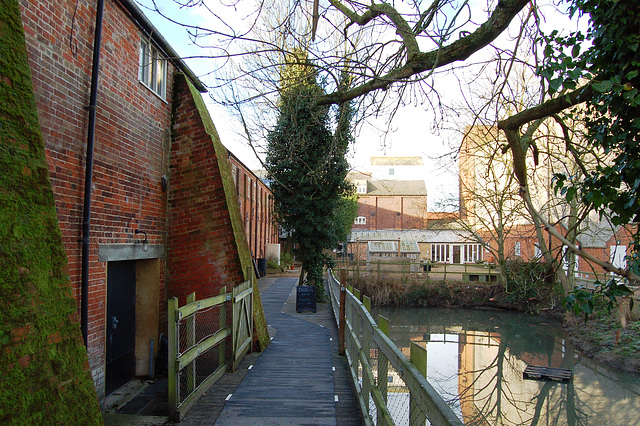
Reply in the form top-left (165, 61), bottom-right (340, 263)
top-left (334, 194), bottom-right (359, 244)
top-left (266, 53), bottom-right (352, 300)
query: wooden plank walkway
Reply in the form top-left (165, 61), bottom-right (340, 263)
top-left (182, 277), bottom-right (363, 425)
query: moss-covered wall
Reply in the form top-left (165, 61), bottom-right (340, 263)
top-left (0, 0), bottom-right (103, 423)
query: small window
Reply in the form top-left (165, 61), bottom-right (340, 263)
top-left (534, 243), bottom-right (542, 259)
top-left (514, 241), bottom-right (521, 256)
top-left (356, 184), bottom-right (367, 194)
top-left (389, 168), bottom-right (395, 176)
top-left (139, 39), bottom-right (167, 99)
top-left (354, 216), bottom-right (366, 225)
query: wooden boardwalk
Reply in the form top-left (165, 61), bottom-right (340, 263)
top-left (182, 276), bottom-right (363, 425)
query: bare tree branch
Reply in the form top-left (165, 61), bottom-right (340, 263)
top-left (318, 0), bottom-right (532, 105)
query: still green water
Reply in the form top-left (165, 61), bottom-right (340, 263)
top-left (374, 306), bottom-right (640, 425)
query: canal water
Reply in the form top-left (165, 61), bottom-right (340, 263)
top-left (374, 306), bottom-right (640, 425)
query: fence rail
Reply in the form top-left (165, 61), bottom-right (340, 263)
top-left (337, 259), bottom-right (619, 288)
top-left (168, 267), bottom-right (254, 421)
top-left (328, 269), bottom-right (463, 426)
top-left (336, 259), bottom-right (499, 284)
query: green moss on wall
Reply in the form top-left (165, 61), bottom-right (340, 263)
top-left (0, 1), bottom-right (102, 423)
top-left (179, 75), bottom-right (270, 351)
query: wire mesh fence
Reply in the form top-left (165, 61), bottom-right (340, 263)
top-left (168, 289), bottom-right (232, 421)
top-left (328, 270), bottom-right (463, 426)
top-left (176, 303), bottom-right (225, 406)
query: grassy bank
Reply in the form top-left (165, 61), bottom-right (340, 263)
top-left (563, 306), bottom-right (640, 373)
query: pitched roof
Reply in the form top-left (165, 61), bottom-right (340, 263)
top-left (368, 240), bottom-right (421, 253)
top-left (350, 229), bottom-right (475, 243)
top-left (366, 179), bottom-right (427, 196)
top-left (578, 221), bottom-right (616, 248)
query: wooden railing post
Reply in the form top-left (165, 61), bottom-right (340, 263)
top-left (186, 292), bottom-right (196, 396)
top-left (249, 266), bottom-right (254, 352)
top-left (378, 315), bottom-right (390, 425)
top-left (339, 269), bottom-right (346, 356)
top-left (410, 342), bottom-right (428, 426)
top-left (219, 286), bottom-right (226, 368)
top-left (168, 297), bottom-right (178, 421)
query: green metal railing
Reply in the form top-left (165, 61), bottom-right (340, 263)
top-left (328, 269), bottom-right (463, 426)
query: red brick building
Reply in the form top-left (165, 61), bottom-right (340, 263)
top-left (18, 0), bottom-right (271, 403)
top-left (349, 171), bottom-right (428, 231)
top-left (230, 153), bottom-right (278, 262)
top-left (460, 125), bottom-right (636, 280)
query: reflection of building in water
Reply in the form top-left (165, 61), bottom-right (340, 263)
top-left (378, 318), bottom-right (640, 425)
top-left (457, 331), bottom-right (568, 425)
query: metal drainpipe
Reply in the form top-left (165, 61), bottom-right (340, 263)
top-left (81, 0), bottom-right (105, 347)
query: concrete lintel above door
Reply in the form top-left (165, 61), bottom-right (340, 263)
top-left (98, 244), bottom-right (165, 262)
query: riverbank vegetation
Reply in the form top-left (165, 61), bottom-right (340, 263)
top-left (348, 265), bottom-right (640, 373)
top-left (349, 264), bottom-right (560, 313)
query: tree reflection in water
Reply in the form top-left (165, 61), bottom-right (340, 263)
top-left (374, 306), bottom-right (640, 425)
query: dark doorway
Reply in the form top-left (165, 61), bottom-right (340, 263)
top-left (453, 245), bottom-right (461, 264)
top-left (106, 260), bottom-right (136, 396)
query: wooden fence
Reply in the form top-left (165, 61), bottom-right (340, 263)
top-left (336, 259), bottom-right (499, 284)
top-left (328, 269), bottom-right (463, 426)
top-left (168, 267), bottom-right (254, 421)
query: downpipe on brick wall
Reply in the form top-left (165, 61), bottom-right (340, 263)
top-left (81, 0), bottom-right (105, 347)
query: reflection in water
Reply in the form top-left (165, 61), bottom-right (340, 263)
top-left (373, 306), bottom-right (640, 425)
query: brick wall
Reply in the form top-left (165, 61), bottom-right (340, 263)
top-left (230, 156), bottom-right (277, 261)
top-left (19, 0), bottom-right (175, 399)
top-left (168, 74), bottom-right (245, 303)
top-left (353, 195), bottom-right (427, 230)
top-left (168, 74), bottom-right (269, 350)
top-left (19, 0), bottom-right (272, 402)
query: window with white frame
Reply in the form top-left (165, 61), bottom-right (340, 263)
top-left (534, 243), bottom-right (542, 259)
top-left (354, 216), bottom-right (366, 225)
top-left (431, 244), bottom-right (450, 263)
top-left (356, 184), bottom-right (367, 194)
top-left (462, 244), bottom-right (482, 263)
top-left (139, 39), bottom-right (166, 99)
top-left (515, 241), bottom-right (521, 256)
top-left (562, 246), bottom-right (579, 271)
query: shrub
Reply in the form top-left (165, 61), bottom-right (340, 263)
top-left (502, 260), bottom-right (556, 307)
